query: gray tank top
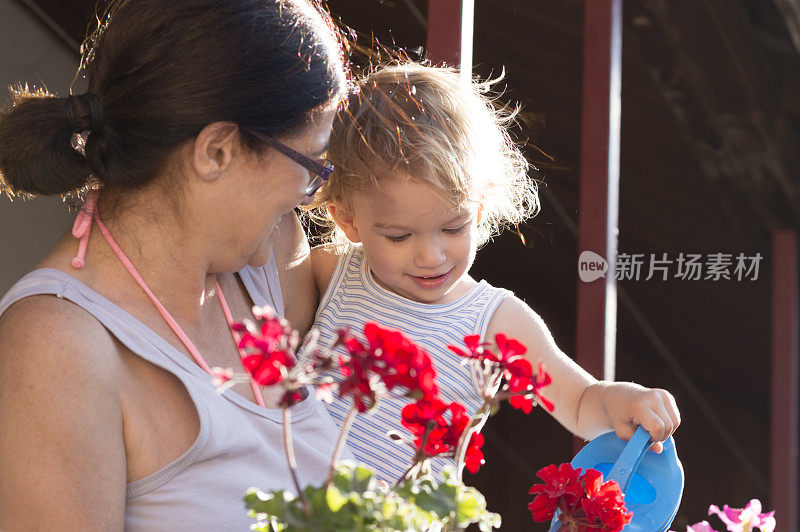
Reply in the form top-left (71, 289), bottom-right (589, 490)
top-left (0, 255), bottom-right (352, 531)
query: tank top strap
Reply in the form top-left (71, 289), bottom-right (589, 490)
top-left (0, 267), bottom-right (351, 528)
top-left (238, 251), bottom-right (285, 317)
top-left (0, 267), bottom-right (217, 477)
top-left (471, 282), bottom-right (514, 340)
top-left (0, 266), bottom-right (315, 424)
top-left (0, 268), bottom-right (209, 382)
top-left (315, 244), bottom-right (357, 321)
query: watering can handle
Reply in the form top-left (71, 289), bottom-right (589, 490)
top-left (606, 425), bottom-right (653, 492)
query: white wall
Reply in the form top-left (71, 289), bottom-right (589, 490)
top-left (0, 0), bottom-right (82, 294)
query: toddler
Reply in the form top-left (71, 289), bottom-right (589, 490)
top-left (304, 63), bottom-right (680, 483)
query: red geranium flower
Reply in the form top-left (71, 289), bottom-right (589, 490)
top-left (528, 463), bottom-right (584, 521)
top-left (508, 360), bottom-right (555, 413)
top-left (464, 431), bottom-right (485, 474)
top-left (242, 349), bottom-right (294, 386)
top-left (364, 323), bottom-right (438, 399)
top-left (237, 313), bottom-right (297, 386)
top-left (336, 323), bottom-right (439, 412)
top-left (338, 364), bottom-right (377, 413)
top-left (279, 389), bottom-right (304, 408)
top-left (449, 333), bottom-right (554, 413)
top-left (580, 469), bottom-right (632, 531)
top-left (447, 334), bottom-right (486, 360)
top-left (529, 464), bottom-right (632, 532)
top-left (401, 397), bottom-right (452, 454)
top-left (400, 397), bottom-right (485, 473)
top-left (401, 397), bottom-right (448, 436)
top-left (495, 333), bottom-right (527, 363)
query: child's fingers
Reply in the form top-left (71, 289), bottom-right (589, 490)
top-left (637, 408), bottom-right (668, 443)
top-left (613, 412), bottom-right (666, 453)
top-left (661, 389), bottom-right (681, 428)
top-left (651, 389), bottom-right (680, 438)
top-left (655, 404), bottom-right (676, 439)
top-left (647, 441), bottom-right (664, 454)
top-left (612, 422), bottom-right (637, 442)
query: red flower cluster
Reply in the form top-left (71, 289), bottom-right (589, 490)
top-left (449, 333), bottom-right (554, 413)
top-left (400, 397), bottom-right (485, 473)
top-left (235, 314), bottom-right (296, 386)
top-left (336, 323), bottom-right (439, 412)
top-left (528, 463), bottom-right (632, 532)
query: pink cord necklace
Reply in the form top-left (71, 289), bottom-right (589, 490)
top-left (71, 190), bottom-right (266, 408)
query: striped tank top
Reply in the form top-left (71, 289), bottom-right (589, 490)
top-left (308, 245), bottom-right (511, 483)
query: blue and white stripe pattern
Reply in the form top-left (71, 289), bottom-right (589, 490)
top-left (305, 245), bottom-right (511, 484)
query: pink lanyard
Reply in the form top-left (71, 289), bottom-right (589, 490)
top-left (72, 190), bottom-right (266, 408)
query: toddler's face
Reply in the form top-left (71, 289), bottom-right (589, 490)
top-left (341, 176), bottom-right (480, 304)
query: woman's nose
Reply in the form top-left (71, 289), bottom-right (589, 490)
top-left (414, 240), bottom-right (446, 268)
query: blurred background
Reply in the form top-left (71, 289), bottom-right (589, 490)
top-left (1, 0), bottom-right (798, 529)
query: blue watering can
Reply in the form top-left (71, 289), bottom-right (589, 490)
top-left (548, 426), bottom-right (684, 531)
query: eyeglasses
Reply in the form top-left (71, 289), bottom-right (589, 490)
top-left (247, 129), bottom-right (334, 196)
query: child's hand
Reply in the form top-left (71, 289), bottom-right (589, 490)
top-left (600, 382), bottom-right (681, 453)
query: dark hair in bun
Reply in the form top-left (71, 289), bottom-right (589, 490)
top-left (0, 0), bottom-right (347, 197)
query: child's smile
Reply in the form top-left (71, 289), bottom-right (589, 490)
top-left (408, 269), bottom-right (453, 290)
top-left (333, 174), bottom-right (481, 304)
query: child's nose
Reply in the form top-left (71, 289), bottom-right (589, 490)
top-left (414, 241), bottom-right (446, 268)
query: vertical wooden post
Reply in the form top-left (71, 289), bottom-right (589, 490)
top-left (575, 0), bottom-right (621, 384)
top-left (425, 0), bottom-right (473, 81)
top-left (770, 229), bottom-right (798, 530)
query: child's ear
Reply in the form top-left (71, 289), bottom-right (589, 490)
top-left (476, 201), bottom-right (484, 225)
top-left (328, 201), bottom-right (362, 243)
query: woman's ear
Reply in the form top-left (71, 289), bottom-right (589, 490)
top-left (328, 201), bottom-right (362, 243)
top-left (191, 122), bottom-right (240, 182)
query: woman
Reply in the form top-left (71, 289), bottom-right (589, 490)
top-left (0, 0), bottom-right (348, 529)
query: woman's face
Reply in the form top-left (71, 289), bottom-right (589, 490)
top-left (210, 107), bottom-right (336, 272)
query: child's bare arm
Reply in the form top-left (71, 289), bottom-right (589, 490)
top-left (485, 295), bottom-right (680, 449)
top-left (273, 212), bottom-right (316, 336)
top-left (309, 244), bottom-right (341, 304)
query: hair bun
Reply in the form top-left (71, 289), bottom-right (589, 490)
top-left (66, 93), bottom-right (104, 134)
top-left (0, 88), bottom-right (91, 196)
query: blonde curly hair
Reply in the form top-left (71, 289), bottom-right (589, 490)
top-left (305, 62), bottom-right (539, 247)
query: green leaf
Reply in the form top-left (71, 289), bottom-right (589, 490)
top-left (244, 488), bottom-right (291, 517)
top-left (414, 486), bottom-right (457, 518)
top-left (244, 462), bottom-right (501, 531)
top-left (325, 486), bottom-right (349, 513)
top-left (351, 465), bottom-right (375, 493)
top-left (455, 492), bottom-right (481, 522)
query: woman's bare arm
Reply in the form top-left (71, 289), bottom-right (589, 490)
top-left (0, 295), bottom-right (127, 530)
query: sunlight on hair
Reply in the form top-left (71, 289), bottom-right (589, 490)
top-left (304, 62), bottom-right (540, 249)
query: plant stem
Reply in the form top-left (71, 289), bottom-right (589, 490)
top-left (395, 460), bottom-right (420, 486)
top-left (454, 402), bottom-right (492, 483)
top-left (393, 426), bottom-right (434, 489)
top-left (283, 407), bottom-right (311, 516)
top-left (327, 404), bottom-right (358, 485)
top-left (454, 365), bottom-right (504, 483)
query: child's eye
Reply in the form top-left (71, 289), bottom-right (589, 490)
top-left (384, 234), bottom-right (410, 243)
top-left (443, 224), bottom-right (468, 235)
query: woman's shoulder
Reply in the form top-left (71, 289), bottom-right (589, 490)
top-left (0, 290), bottom-right (123, 383)
top-left (0, 293), bottom-right (127, 528)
